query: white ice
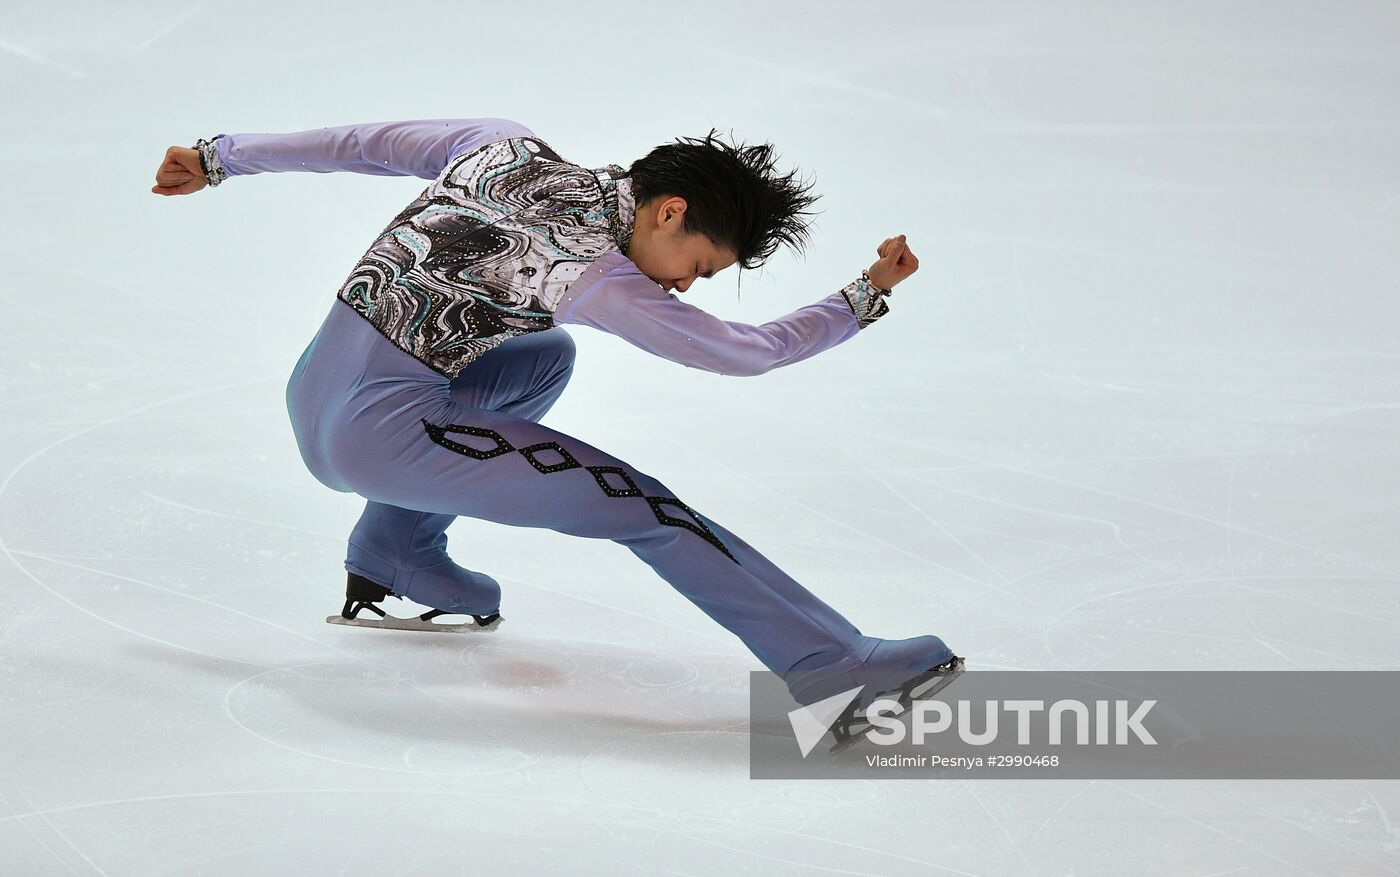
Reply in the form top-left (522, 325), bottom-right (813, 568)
top-left (2, 1), bottom-right (1399, 874)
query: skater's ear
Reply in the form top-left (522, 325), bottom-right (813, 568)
top-left (647, 195), bottom-right (690, 237)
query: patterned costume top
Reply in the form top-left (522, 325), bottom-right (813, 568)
top-left (202, 117), bottom-right (892, 379)
top-left (335, 136), bottom-right (640, 376)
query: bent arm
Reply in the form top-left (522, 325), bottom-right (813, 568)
top-left (554, 256), bottom-right (891, 377)
top-left (205, 117), bottom-right (536, 180)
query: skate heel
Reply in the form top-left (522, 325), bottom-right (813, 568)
top-left (341, 572), bottom-right (395, 620)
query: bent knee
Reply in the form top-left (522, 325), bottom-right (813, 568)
top-left (545, 327), bottom-right (577, 372)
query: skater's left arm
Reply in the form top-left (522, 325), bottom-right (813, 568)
top-left (555, 237), bottom-right (918, 377)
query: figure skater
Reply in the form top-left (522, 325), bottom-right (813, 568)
top-left (151, 116), bottom-right (962, 721)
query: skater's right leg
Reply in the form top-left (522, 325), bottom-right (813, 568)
top-left (341, 327), bottom-right (579, 616)
top-left (344, 503), bottom-right (502, 616)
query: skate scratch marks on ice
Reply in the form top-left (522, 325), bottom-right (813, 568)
top-left (131, 2), bottom-right (209, 52)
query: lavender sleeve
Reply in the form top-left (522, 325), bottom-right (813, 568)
top-left (209, 117), bottom-right (536, 180)
top-left (553, 254), bottom-right (864, 377)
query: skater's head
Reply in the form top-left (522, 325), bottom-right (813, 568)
top-left (627, 129), bottom-right (820, 293)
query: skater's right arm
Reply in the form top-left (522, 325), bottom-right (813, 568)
top-left (151, 118), bottom-right (535, 195)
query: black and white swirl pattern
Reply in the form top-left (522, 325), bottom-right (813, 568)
top-left (335, 136), bottom-right (631, 377)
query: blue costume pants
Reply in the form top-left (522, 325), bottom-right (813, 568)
top-left (285, 300), bottom-right (952, 705)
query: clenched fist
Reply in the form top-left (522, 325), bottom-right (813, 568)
top-left (151, 146), bottom-right (207, 196)
top-left (867, 234), bottom-right (919, 290)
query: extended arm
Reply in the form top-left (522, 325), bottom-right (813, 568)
top-left (553, 253), bottom-right (892, 377)
top-left (204, 117), bottom-right (535, 180)
top-left (152, 118), bottom-right (536, 194)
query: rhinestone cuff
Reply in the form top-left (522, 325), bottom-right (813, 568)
top-left (839, 270), bottom-right (892, 329)
top-left (193, 136), bottom-right (229, 187)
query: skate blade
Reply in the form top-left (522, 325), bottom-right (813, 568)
top-left (325, 613), bottom-right (502, 633)
top-left (829, 657), bottom-right (966, 755)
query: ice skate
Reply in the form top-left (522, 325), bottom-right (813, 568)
top-left (827, 655), bottom-right (965, 754)
top-left (325, 572), bottom-right (502, 633)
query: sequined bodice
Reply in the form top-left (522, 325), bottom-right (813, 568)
top-left (335, 136), bottom-right (634, 377)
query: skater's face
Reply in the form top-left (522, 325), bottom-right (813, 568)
top-left (630, 195), bottom-right (738, 293)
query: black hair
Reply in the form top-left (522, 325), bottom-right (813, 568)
top-left (628, 128), bottom-right (820, 270)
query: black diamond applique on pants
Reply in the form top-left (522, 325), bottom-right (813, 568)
top-left (422, 418), bottom-right (739, 564)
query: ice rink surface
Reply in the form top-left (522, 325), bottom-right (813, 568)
top-left (2, 1), bottom-right (1398, 873)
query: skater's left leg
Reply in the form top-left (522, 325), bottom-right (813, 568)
top-left (343, 328), bottom-right (578, 615)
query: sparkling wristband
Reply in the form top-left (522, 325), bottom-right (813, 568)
top-left (193, 136), bottom-right (229, 187)
top-left (862, 269), bottom-right (893, 297)
top-left (839, 270), bottom-right (893, 329)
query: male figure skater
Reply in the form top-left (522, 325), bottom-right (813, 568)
top-left (151, 117), bottom-right (962, 725)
